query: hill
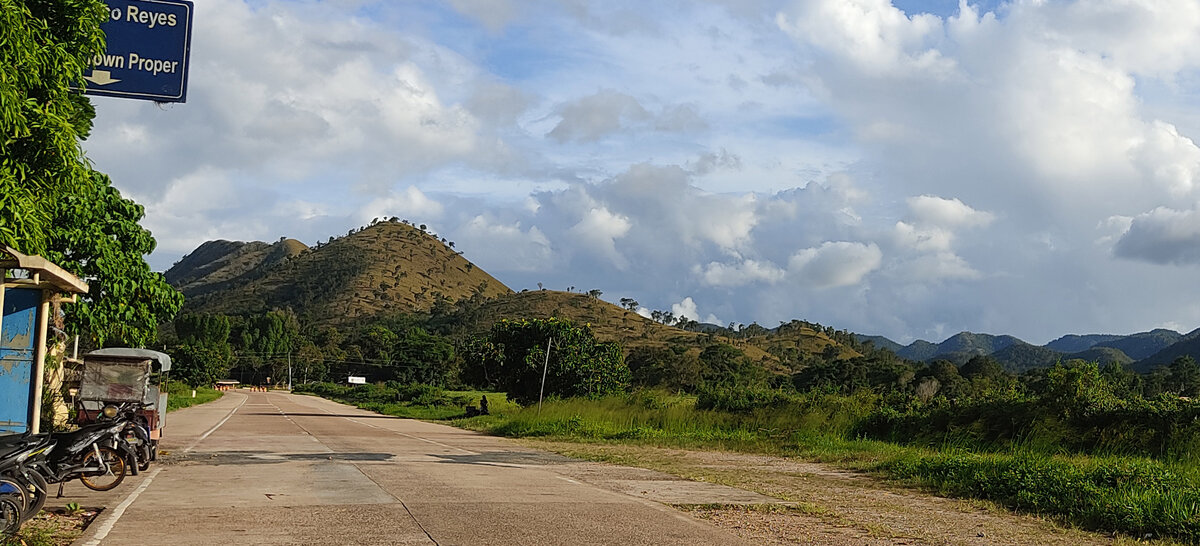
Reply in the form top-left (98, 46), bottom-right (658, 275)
top-left (1045, 334), bottom-right (1124, 353)
top-left (990, 342), bottom-right (1061, 372)
top-left (170, 225), bottom-right (862, 366)
top-left (887, 332), bottom-right (1023, 362)
top-left (170, 221), bottom-right (512, 324)
top-left (1067, 346), bottom-right (1134, 366)
top-left (1094, 329), bottom-right (1182, 360)
top-left (1135, 328), bottom-right (1200, 371)
top-left (855, 335), bottom-right (904, 354)
top-left (165, 238), bottom-right (308, 296)
top-left (440, 290), bottom-right (859, 367)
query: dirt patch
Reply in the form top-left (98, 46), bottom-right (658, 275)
top-left (519, 441), bottom-right (1148, 546)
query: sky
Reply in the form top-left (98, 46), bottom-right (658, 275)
top-left (82, 0), bottom-right (1200, 345)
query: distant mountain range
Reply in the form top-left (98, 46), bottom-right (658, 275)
top-left (857, 327), bottom-right (1200, 373)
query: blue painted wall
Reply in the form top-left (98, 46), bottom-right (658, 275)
top-left (0, 287), bottom-right (40, 433)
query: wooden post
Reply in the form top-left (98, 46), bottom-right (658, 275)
top-left (30, 291), bottom-right (50, 434)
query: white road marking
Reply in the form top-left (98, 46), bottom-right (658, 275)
top-left (184, 393), bottom-right (247, 453)
top-left (81, 467), bottom-right (162, 546)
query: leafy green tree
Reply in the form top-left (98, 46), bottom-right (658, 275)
top-left (0, 0), bottom-right (106, 253)
top-left (171, 314), bottom-right (233, 386)
top-left (49, 172), bottom-right (183, 346)
top-left (233, 311), bottom-right (300, 384)
top-left (1, 0), bottom-right (181, 346)
top-left (1168, 355), bottom-right (1200, 397)
top-left (463, 318), bottom-right (629, 404)
top-left (699, 343), bottom-right (767, 388)
top-left (627, 345), bottom-right (702, 392)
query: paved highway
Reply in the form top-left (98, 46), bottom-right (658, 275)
top-left (72, 391), bottom-right (765, 545)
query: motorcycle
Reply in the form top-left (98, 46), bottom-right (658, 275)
top-left (96, 402), bottom-right (153, 474)
top-left (28, 420), bottom-right (129, 492)
top-left (0, 433), bottom-right (53, 534)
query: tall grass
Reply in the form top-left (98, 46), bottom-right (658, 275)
top-left (303, 382), bottom-right (1200, 542)
top-left (453, 388), bottom-right (1200, 543)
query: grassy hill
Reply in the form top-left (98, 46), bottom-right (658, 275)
top-left (170, 225), bottom-right (861, 366)
top-left (438, 289), bottom-right (859, 367)
top-left (171, 221), bottom-right (512, 324)
top-left (165, 238), bottom-right (308, 296)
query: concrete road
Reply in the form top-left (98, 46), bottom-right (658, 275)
top-left (69, 391), bottom-right (767, 545)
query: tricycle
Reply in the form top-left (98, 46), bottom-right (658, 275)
top-left (75, 348), bottom-right (171, 470)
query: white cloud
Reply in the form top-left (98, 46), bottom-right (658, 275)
top-left (568, 207), bottom-right (632, 269)
top-left (788, 241), bottom-right (882, 288)
top-left (360, 186), bottom-right (444, 224)
top-left (457, 216), bottom-right (553, 272)
top-left (696, 259), bottom-right (786, 287)
top-left (906, 195), bottom-right (995, 228)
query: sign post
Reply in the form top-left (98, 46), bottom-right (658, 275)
top-left (76, 0), bottom-right (194, 103)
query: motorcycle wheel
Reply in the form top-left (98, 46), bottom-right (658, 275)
top-left (21, 471), bottom-right (47, 522)
top-left (0, 498), bottom-right (21, 538)
top-left (79, 447), bottom-right (127, 491)
top-left (0, 478), bottom-right (27, 518)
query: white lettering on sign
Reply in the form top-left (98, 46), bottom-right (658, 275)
top-left (127, 53), bottom-right (178, 76)
top-left (125, 5), bottom-right (177, 29)
top-left (90, 53), bottom-right (125, 69)
top-left (109, 8), bottom-right (121, 20)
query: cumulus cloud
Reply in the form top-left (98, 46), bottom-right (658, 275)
top-left (906, 195), bottom-right (995, 228)
top-left (360, 187), bottom-right (444, 224)
top-left (547, 90), bottom-right (709, 142)
top-left (1114, 206), bottom-right (1200, 265)
top-left (788, 241), bottom-right (882, 288)
top-left (696, 259), bottom-right (786, 287)
top-left (85, 0), bottom-right (1200, 343)
top-left (457, 216), bottom-right (553, 272)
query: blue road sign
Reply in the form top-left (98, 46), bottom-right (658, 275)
top-left (77, 0), bottom-right (194, 103)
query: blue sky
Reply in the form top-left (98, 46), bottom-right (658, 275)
top-left (84, 0), bottom-right (1200, 344)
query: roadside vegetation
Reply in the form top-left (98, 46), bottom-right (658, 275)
top-left (164, 381), bottom-right (223, 412)
top-left (163, 298), bottom-right (1200, 543)
top-left (293, 316), bottom-right (1200, 543)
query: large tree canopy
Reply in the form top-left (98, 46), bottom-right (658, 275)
top-left (0, 0), bottom-right (107, 253)
top-left (1, 0), bottom-right (182, 346)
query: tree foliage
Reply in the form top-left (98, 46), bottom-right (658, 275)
top-left (46, 172), bottom-right (183, 346)
top-left (0, 0), bottom-right (107, 253)
top-left (1, 0), bottom-right (182, 346)
top-left (462, 318), bottom-right (629, 405)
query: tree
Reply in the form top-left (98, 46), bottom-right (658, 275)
top-left (172, 313), bottom-right (232, 386)
top-left (619, 298), bottom-right (638, 311)
top-left (2, 1), bottom-right (183, 346)
top-left (461, 318), bottom-right (629, 404)
top-left (0, 0), bottom-right (107, 253)
top-left (47, 172), bottom-right (183, 346)
top-left (627, 346), bottom-right (702, 392)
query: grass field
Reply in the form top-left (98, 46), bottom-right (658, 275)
top-left (299, 383), bottom-right (1200, 543)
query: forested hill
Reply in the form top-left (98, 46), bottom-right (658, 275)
top-left (859, 327), bottom-right (1197, 373)
top-left (167, 220), bottom-right (512, 324)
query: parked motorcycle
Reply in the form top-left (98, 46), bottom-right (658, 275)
top-left (0, 433), bottom-right (53, 534)
top-left (29, 420), bottom-right (129, 492)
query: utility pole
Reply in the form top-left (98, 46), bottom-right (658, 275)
top-left (538, 338), bottom-right (553, 415)
top-left (287, 351), bottom-right (293, 391)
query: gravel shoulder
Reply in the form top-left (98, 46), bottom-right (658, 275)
top-left (517, 440), bottom-right (1167, 546)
